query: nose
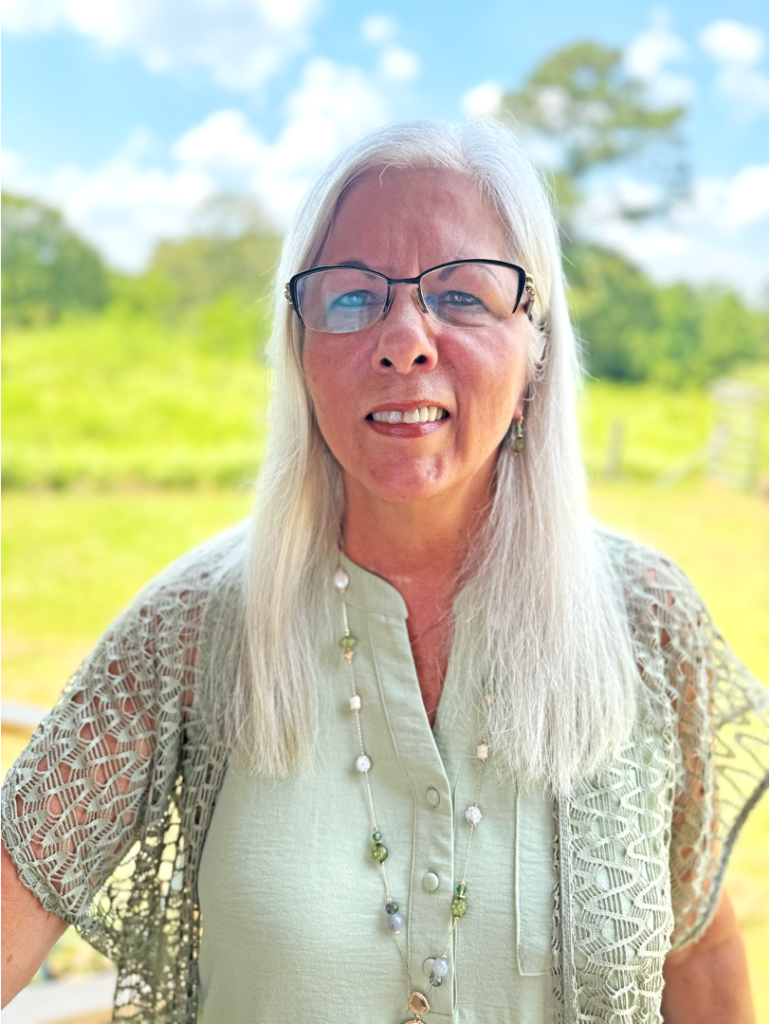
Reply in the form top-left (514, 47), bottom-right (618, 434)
top-left (370, 286), bottom-right (439, 373)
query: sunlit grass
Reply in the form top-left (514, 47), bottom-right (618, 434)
top-left (2, 313), bottom-right (271, 488)
top-left (1, 489), bottom-right (253, 656)
top-left (578, 375), bottom-right (769, 482)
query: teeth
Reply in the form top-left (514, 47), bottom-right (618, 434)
top-left (371, 406), bottom-right (447, 423)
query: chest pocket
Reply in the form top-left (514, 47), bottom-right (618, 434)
top-left (515, 789), bottom-right (557, 976)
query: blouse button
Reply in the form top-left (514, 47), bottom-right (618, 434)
top-left (423, 871), bottom-right (440, 891)
top-left (426, 787), bottom-right (441, 807)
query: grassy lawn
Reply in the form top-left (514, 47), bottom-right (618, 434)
top-left (2, 314), bottom-right (271, 488)
top-left (2, 481), bottom-right (767, 1014)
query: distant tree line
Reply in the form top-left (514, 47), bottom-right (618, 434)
top-left (2, 193), bottom-right (111, 323)
top-left (2, 43), bottom-right (766, 386)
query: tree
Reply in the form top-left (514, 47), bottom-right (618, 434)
top-left (109, 193), bottom-right (282, 358)
top-left (2, 193), bottom-right (110, 325)
top-left (566, 244), bottom-right (769, 386)
top-left (148, 193), bottom-right (282, 315)
top-left (498, 42), bottom-right (769, 387)
top-left (499, 42), bottom-right (687, 229)
top-left (565, 243), bottom-right (658, 381)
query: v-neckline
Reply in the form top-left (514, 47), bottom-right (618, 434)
top-left (338, 552), bottom-right (477, 786)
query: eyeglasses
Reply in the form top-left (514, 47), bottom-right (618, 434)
top-left (284, 259), bottom-right (536, 334)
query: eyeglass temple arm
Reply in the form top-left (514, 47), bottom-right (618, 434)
top-left (523, 274), bottom-right (536, 320)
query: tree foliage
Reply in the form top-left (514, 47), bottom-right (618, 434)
top-left (500, 42), bottom-right (687, 224)
top-left (2, 193), bottom-right (110, 325)
top-left (110, 193), bottom-right (282, 355)
top-left (567, 244), bottom-right (769, 386)
top-left (499, 42), bottom-right (766, 385)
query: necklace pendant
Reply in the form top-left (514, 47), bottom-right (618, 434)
top-left (408, 991), bottom-right (430, 1015)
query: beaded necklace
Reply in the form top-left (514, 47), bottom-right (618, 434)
top-left (334, 566), bottom-right (490, 1023)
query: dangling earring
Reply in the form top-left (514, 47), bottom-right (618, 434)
top-left (511, 416), bottom-right (525, 454)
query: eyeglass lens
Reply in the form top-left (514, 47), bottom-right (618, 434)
top-left (295, 262), bottom-right (522, 334)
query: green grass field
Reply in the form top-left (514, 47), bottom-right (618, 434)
top-left (2, 314), bottom-right (271, 488)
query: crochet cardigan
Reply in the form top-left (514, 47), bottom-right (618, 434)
top-left (2, 522), bottom-right (767, 1023)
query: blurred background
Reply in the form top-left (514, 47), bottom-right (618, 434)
top-left (2, 1), bottom-right (768, 1021)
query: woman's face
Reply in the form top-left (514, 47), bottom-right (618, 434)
top-left (301, 167), bottom-right (531, 507)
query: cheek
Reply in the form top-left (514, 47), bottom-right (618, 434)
top-left (302, 338), bottom-right (363, 437)
top-left (455, 333), bottom-right (527, 429)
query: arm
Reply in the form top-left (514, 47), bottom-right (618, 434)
top-left (1, 842), bottom-right (67, 1007)
top-left (662, 891), bottom-right (754, 1024)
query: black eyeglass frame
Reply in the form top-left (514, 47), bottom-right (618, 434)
top-left (284, 259), bottom-right (537, 330)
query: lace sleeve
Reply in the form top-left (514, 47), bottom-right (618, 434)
top-left (651, 560), bottom-right (769, 952)
top-left (0, 594), bottom-right (187, 932)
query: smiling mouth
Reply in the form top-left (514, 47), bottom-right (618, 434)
top-left (366, 405), bottom-right (449, 424)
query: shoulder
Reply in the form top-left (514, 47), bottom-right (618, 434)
top-left (81, 520), bottom-right (249, 706)
top-left (117, 520), bottom-right (249, 630)
top-left (592, 523), bottom-right (701, 626)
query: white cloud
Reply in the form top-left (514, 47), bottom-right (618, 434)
top-left (2, 0), bottom-right (58, 32)
top-left (174, 110), bottom-right (266, 174)
top-left (361, 14), bottom-right (396, 45)
top-left (699, 20), bottom-right (764, 65)
top-left (460, 81), bottom-right (503, 118)
top-left (182, 57), bottom-right (390, 224)
top-left (713, 65), bottom-right (769, 110)
top-left (575, 166), bottom-right (770, 300)
top-left (377, 45), bottom-right (420, 83)
top-left (2, 57), bottom-right (392, 270)
top-left (691, 165), bottom-right (769, 229)
top-left (698, 20), bottom-right (768, 113)
top-left (1, 149), bottom-right (25, 182)
top-left (3, 0), bottom-right (319, 90)
top-left (2, 139), bottom-right (214, 271)
top-left (623, 12), bottom-right (694, 105)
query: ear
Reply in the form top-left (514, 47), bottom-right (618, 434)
top-left (513, 384), bottom-right (528, 422)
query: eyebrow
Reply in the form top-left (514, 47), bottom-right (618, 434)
top-left (331, 259), bottom-right (375, 270)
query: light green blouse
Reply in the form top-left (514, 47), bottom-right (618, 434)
top-left (198, 554), bottom-right (557, 1022)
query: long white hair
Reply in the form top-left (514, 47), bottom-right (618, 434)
top-left (229, 118), bottom-right (638, 795)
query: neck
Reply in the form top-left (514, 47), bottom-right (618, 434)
top-left (340, 462), bottom-right (495, 604)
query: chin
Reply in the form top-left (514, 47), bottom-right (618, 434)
top-left (360, 467), bottom-right (452, 504)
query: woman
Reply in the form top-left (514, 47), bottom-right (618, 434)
top-left (2, 120), bottom-right (767, 1023)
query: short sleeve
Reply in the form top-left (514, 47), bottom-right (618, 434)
top-left (653, 561), bottom-right (769, 952)
top-left (1, 597), bottom-right (183, 932)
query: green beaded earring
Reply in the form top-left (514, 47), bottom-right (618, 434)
top-left (511, 416), bottom-right (525, 454)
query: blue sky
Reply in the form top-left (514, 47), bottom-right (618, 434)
top-left (3, 0), bottom-right (768, 299)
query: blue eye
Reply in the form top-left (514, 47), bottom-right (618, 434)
top-left (425, 290), bottom-right (487, 324)
top-left (331, 290), bottom-right (377, 309)
top-left (440, 290), bottom-right (483, 308)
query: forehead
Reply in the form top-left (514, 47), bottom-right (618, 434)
top-left (319, 166), bottom-right (510, 269)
